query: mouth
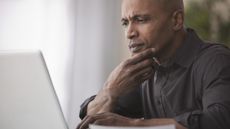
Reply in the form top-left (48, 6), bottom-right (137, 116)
top-left (129, 43), bottom-right (145, 53)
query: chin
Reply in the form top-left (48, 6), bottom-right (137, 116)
top-left (131, 52), bottom-right (136, 57)
top-left (130, 49), bottom-right (146, 57)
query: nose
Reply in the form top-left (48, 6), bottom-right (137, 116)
top-left (126, 23), bottom-right (138, 39)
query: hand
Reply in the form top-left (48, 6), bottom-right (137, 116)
top-left (104, 48), bottom-right (156, 96)
top-left (76, 112), bottom-right (188, 129)
top-left (76, 112), bottom-right (136, 129)
top-left (87, 48), bottom-right (157, 115)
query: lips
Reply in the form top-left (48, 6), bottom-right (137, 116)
top-left (129, 43), bottom-right (145, 53)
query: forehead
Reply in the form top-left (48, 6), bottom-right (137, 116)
top-left (121, 0), bottom-right (163, 17)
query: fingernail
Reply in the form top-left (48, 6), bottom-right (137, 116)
top-left (151, 48), bottom-right (156, 52)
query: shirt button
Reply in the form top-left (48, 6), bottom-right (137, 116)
top-left (157, 99), bottom-right (161, 105)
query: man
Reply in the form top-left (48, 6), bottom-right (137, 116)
top-left (77, 0), bottom-right (230, 129)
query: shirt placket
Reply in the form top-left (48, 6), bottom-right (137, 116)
top-left (153, 67), bottom-right (168, 117)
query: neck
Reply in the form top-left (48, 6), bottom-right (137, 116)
top-left (158, 29), bottom-right (187, 65)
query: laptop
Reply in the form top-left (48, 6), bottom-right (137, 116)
top-left (0, 50), bottom-right (68, 129)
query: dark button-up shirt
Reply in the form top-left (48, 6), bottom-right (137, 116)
top-left (79, 29), bottom-right (230, 129)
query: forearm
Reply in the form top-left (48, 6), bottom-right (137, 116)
top-left (78, 112), bottom-right (187, 129)
top-left (133, 118), bottom-right (178, 126)
top-left (87, 96), bottom-right (118, 115)
top-left (174, 103), bottom-right (230, 129)
top-left (200, 103), bottom-right (230, 129)
top-left (132, 118), bottom-right (187, 129)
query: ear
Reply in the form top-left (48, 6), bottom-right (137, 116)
top-left (172, 9), bottom-right (184, 31)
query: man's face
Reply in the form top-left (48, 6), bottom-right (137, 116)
top-left (121, 0), bottom-right (174, 57)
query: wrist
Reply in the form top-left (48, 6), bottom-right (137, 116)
top-left (87, 89), bottom-right (119, 115)
top-left (103, 81), bottom-right (123, 98)
top-left (131, 119), bottom-right (145, 126)
top-left (101, 81), bottom-right (117, 97)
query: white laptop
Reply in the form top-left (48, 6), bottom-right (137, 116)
top-left (0, 50), bottom-right (68, 129)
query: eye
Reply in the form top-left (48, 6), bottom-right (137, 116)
top-left (134, 16), bottom-right (150, 23)
top-left (137, 18), bottom-right (146, 23)
top-left (121, 20), bottom-right (129, 27)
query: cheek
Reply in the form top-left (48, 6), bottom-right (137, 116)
top-left (149, 20), bottom-right (172, 47)
top-left (145, 27), bottom-right (162, 48)
top-left (139, 24), bottom-right (159, 47)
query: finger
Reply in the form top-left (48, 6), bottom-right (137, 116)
top-left (93, 114), bottom-right (123, 126)
top-left (130, 58), bottom-right (155, 74)
top-left (141, 71), bottom-right (154, 82)
top-left (127, 48), bottom-right (156, 65)
top-left (134, 67), bottom-right (154, 82)
top-left (77, 115), bottom-right (97, 129)
top-left (77, 113), bottom-right (112, 129)
top-left (94, 114), bottom-right (133, 126)
top-left (93, 118), bottom-right (112, 126)
top-left (76, 116), bottom-right (89, 129)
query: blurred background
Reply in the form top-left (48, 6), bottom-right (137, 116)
top-left (0, 0), bottom-right (229, 129)
top-left (185, 0), bottom-right (230, 46)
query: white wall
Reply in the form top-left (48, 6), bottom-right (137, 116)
top-left (68, 0), bottom-right (125, 128)
top-left (0, 0), bottom-right (74, 116)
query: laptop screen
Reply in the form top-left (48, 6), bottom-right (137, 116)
top-left (0, 50), bottom-right (68, 129)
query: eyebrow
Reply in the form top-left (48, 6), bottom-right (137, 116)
top-left (121, 14), bottom-right (151, 22)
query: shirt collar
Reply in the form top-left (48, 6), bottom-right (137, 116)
top-left (161, 28), bottom-right (203, 68)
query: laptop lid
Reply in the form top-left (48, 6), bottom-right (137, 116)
top-left (0, 50), bottom-right (68, 129)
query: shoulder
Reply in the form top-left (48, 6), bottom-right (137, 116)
top-left (195, 42), bottom-right (230, 68)
top-left (193, 42), bottom-right (230, 88)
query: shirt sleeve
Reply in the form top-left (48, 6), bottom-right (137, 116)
top-left (114, 86), bottom-right (143, 118)
top-left (79, 95), bottom-right (96, 119)
top-left (79, 86), bottom-right (143, 119)
top-left (199, 55), bottom-right (230, 129)
top-left (176, 48), bottom-right (230, 129)
top-left (175, 110), bottom-right (201, 129)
